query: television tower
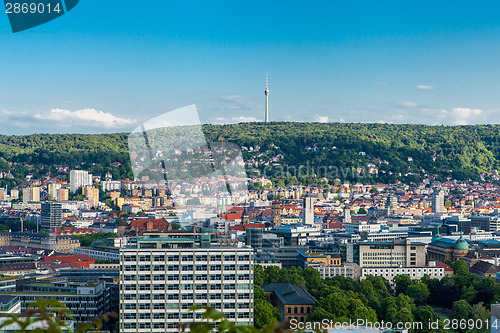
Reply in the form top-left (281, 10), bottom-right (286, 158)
top-left (265, 73), bottom-right (269, 123)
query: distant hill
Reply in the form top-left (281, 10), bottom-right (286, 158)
top-left (2, 122), bottom-right (500, 186)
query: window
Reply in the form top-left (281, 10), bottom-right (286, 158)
top-left (196, 255), bottom-right (208, 261)
top-left (153, 294), bottom-right (165, 300)
top-left (139, 255), bottom-right (151, 262)
top-left (139, 294), bottom-right (151, 300)
top-left (153, 313), bottom-right (165, 319)
top-left (153, 255), bottom-right (164, 261)
top-left (238, 255), bottom-right (250, 261)
top-left (167, 255), bottom-right (179, 261)
top-left (124, 255), bottom-right (136, 262)
top-left (139, 275), bottom-right (151, 281)
top-left (210, 255), bottom-right (221, 261)
top-left (153, 303), bottom-right (165, 310)
top-left (139, 285), bottom-right (151, 291)
top-left (182, 255), bottom-right (193, 261)
top-left (153, 274), bottom-right (165, 281)
top-left (167, 284), bottom-right (179, 290)
top-left (168, 294), bottom-right (180, 300)
top-left (153, 265), bottom-right (164, 271)
top-left (224, 255), bottom-right (236, 261)
top-left (167, 274), bottom-right (179, 281)
top-left (153, 284), bottom-right (165, 290)
top-left (196, 265), bottom-right (207, 270)
top-left (139, 303), bottom-right (151, 310)
top-left (182, 265), bottom-right (193, 271)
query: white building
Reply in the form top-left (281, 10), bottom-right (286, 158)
top-left (431, 190), bottom-right (445, 214)
top-left (361, 266), bottom-right (445, 283)
top-left (120, 238), bottom-right (254, 333)
top-left (70, 170), bottom-right (93, 193)
top-left (302, 197), bottom-right (315, 225)
top-left (344, 221), bottom-right (383, 234)
top-left (102, 180), bottom-right (122, 192)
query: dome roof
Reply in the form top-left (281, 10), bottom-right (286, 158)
top-left (431, 227), bottom-right (443, 242)
top-left (454, 236), bottom-right (469, 250)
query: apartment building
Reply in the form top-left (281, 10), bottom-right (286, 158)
top-left (119, 237), bottom-right (254, 333)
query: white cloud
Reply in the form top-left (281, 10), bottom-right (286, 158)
top-left (213, 116), bottom-right (259, 124)
top-left (314, 114), bottom-right (329, 123)
top-left (446, 107), bottom-right (483, 125)
top-left (33, 108), bottom-right (133, 128)
top-left (416, 85), bottom-right (436, 90)
top-left (219, 94), bottom-right (241, 102)
top-left (400, 101), bottom-right (417, 107)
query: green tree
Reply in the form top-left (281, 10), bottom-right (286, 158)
top-left (406, 282), bottom-right (429, 305)
top-left (450, 300), bottom-right (472, 333)
top-left (394, 274), bottom-right (412, 295)
top-left (254, 299), bottom-right (280, 328)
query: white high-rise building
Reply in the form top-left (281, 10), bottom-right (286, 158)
top-left (431, 189), bottom-right (445, 214)
top-left (120, 238), bottom-right (254, 333)
top-left (302, 197), bottom-right (315, 225)
top-left (70, 170), bottom-right (92, 193)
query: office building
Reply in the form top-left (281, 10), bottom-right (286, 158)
top-left (431, 190), bottom-right (445, 214)
top-left (70, 170), bottom-right (93, 193)
top-left (358, 239), bottom-right (426, 268)
top-left (302, 197), bottom-right (315, 225)
top-left (41, 202), bottom-right (63, 230)
top-left (119, 237), bottom-right (254, 333)
top-left (386, 194), bottom-right (397, 216)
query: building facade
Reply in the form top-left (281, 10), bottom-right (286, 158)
top-left (358, 239), bottom-right (426, 268)
top-left (70, 170), bottom-right (93, 193)
top-left (41, 202), bottom-right (63, 230)
top-left (119, 238), bottom-right (254, 333)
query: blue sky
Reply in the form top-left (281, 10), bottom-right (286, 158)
top-left (1, 1), bottom-right (500, 134)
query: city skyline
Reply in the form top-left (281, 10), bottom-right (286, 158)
top-left (2, 1), bottom-right (500, 134)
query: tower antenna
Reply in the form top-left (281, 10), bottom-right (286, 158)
top-left (265, 73), bottom-right (269, 123)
